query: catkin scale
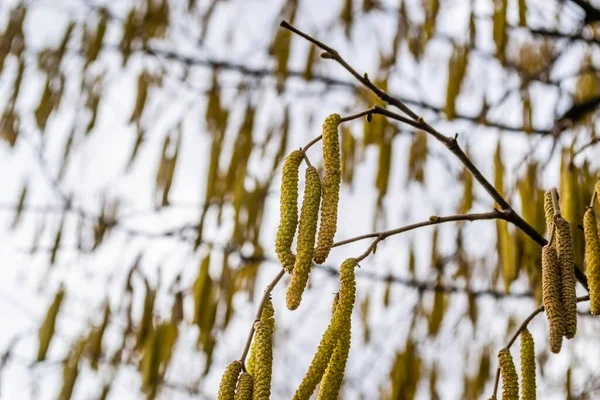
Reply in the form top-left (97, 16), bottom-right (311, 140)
top-left (234, 373), bottom-right (254, 400)
top-left (314, 114), bottom-right (342, 264)
top-left (218, 361), bottom-right (243, 400)
top-left (286, 166), bottom-right (321, 310)
top-left (555, 217), bottom-right (577, 339)
top-left (520, 329), bottom-right (536, 400)
top-left (253, 321), bottom-right (273, 400)
top-left (294, 258), bottom-right (357, 400)
top-left (584, 209), bottom-right (600, 315)
top-left (498, 348), bottom-right (519, 400)
top-left (541, 245), bottom-right (564, 353)
top-left (275, 150), bottom-right (304, 273)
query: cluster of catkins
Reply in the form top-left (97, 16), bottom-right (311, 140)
top-left (218, 114), bottom-right (358, 399)
top-left (495, 329), bottom-right (536, 400)
top-left (496, 184), bottom-right (600, 400)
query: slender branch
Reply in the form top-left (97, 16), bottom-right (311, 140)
top-left (333, 210), bottom-right (504, 248)
top-left (279, 21), bottom-right (590, 291)
top-left (492, 295), bottom-right (591, 398)
top-left (239, 269), bottom-right (285, 368)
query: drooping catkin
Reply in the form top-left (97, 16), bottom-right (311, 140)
top-left (498, 348), bottom-right (519, 400)
top-left (541, 245), bottom-right (564, 353)
top-left (234, 373), bottom-right (254, 400)
top-left (314, 114), bottom-right (342, 264)
top-left (252, 321), bottom-right (273, 400)
top-left (555, 217), bottom-right (577, 339)
top-left (584, 208), bottom-right (600, 315)
top-left (543, 191), bottom-right (555, 241)
top-left (294, 258), bottom-right (357, 400)
top-left (247, 299), bottom-right (275, 377)
top-left (218, 361), bottom-right (243, 400)
top-left (276, 150), bottom-right (304, 273)
top-left (520, 329), bottom-right (536, 400)
top-left (317, 319), bottom-right (351, 399)
top-left (286, 166), bottom-right (321, 310)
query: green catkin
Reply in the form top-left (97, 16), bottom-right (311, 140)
top-left (317, 320), bottom-right (351, 399)
top-left (294, 258), bottom-right (357, 400)
top-left (286, 166), bottom-right (322, 310)
top-left (314, 114), bottom-right (342, 264)
top-left (543, 191), bottom-right (555, 242)
top-left (234, 373), bottom-right (254, 400)
top-left (541, 245), bottom-right (564, 353)
top-left (247, 300), bottom-right (275, 377)
top-left (498, 348), bottom-right (519, 400)
top-left (253, 321), bottom-right (273, 400)
top-left (555, 217), bottom-right (577, 339)
top-left (520, 329), bottom-right (536, 400)
top-left (276, 150), bottom-right (305, 273)
top-left (584, 208), bottom-right (600, 315)
top-left (218, 361), bottom-right (243, 400)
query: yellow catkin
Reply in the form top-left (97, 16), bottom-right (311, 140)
top-left (276, 150), bottom-right (305, 273)
top-left (498, 348), bottom-right (519, 400)
top-left (247, 299), bottom-right (275, 377)
top-left (234, 373), bottom-right (254, 400)
top-left (218, 361), bottom-right (243, 400)
top-left (584, 208), bottom-right (600, 315)
top-left (314, 114), bottom-right (342, 264)
top-left (543, 191), bottom-right (555, 242)
top-left (286, 166), bottom-right (321, 310)
top-left (294, 258), bottom-right (357, 400)
top-left (555, 217), bottom-right (577, 339)
top-left (317, 320), bottom-right (351, 399)
top-left (541, 245), bottom-right (564, 353)
top-left (520, 329), bottom-right (536, 400)
top-left (253, 321), bottom-right (273, 400)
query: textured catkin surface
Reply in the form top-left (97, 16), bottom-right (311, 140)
top-left (555, 217), bottom-right (577, 339)
top-left (234, 373), bottom-right (254, 400)
top-left (498, 348), bottom-right (519, 400)
top-left (293, 258), bottom-right (357, 400)
top-left (543, 191), bottom-right (555, 242)
top-left (286, 166), bottom-right (321, 310)
top-left (541, 245), bottom-right (564, 353)
top-left (584, 209), bottom-right (600, 315)
top-left (218, 361), bottom-right (243, 400)
top-left (247, 299), bottom-right (275, 376)
top-left (314, 114), bottom-right (341, 265)
top-left (253, 321), bottom-right (273, 400)
top-left (520, 329), bottom-right (536, 400)
top-left (275, 150), bottom-right (304, 273)
top-left (317, 323), bottom-right (351, 399)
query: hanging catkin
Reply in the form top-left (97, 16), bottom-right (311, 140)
top-left (498, 348), bottom-right (519, 400)
top-left (247, 299), bottom-right (275, 376)
top-left (317, 320), bottom-right (351, 399)
top-left (218, 361), bottom-right (243, 400)
top-left (555, 217), bottom-right (577, 339)
top-left (234, 373), bottom-right (254, 400)
top-left (584, 208), bottom-right (600, 315)
top-left (253, 321), bottom-right (274, 400)
top-left (294, 258), bottom-right (357, 400)
top-left (520, 329), bottom-right (536, 400)
top-left (541, 244), bottom-right (564, 353)
top-left (543, 191), bottom-right (555, 242)
top-left (276, 150), bottom-right (304, 273)
top-left (286, 166), bottom-right (321, 310)
top-left (314, 114), bottom-right (342, 264)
